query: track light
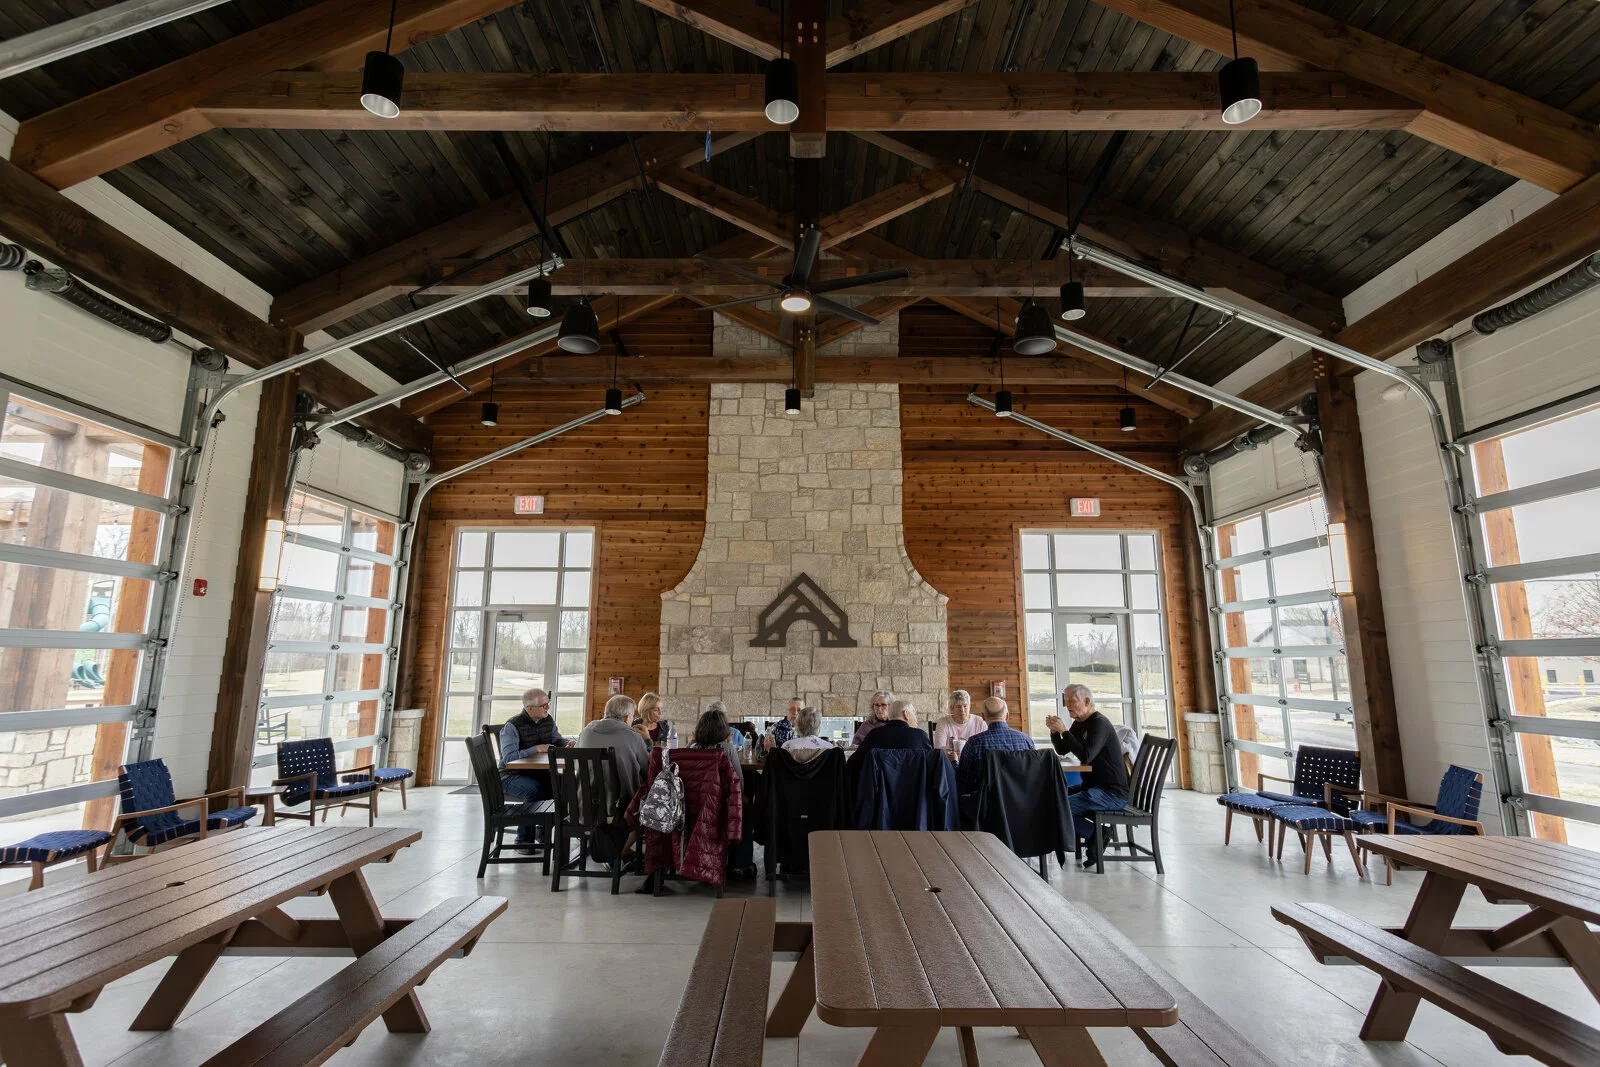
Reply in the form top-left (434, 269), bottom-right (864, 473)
top-left (526, 277), bottom-right (553, 318)
top-left (779, 289), bottom-right (812, 313)
top-left (1120, 405), bottom-right (1137, 432)
top-left (1220, 57), bottom-right (1262, 124)
top-left (480, 401), bottom-right (499, 427)
top-left (1059, 281), bottom-right (1086, 321)
top-left (785, 388), bottom-right (802, 415)
top-left (604, 387), bottom-right (623, 415)
top-left (995, 390), bottom-right (1013, 418)
top-left (361, 0), bottom-right (404, 119)
top-left (1013, 300), bottom-right (1058, 355)
top-left (765, 58), bottom-right (800, 125)
top-left (558, 299), bottom-right (600, 353)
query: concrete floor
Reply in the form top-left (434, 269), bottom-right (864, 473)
top-left (17, 786), bottom-right (1600, 1067)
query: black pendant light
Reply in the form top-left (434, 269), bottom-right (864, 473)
top-left (1119, 368), bottom-right (1136, 432)
top-left (1059, 133), bottom-right (1087, 321)
top-left (1013, 299), bottom-right (1058, 355)
top-left (604, 342), bottom-right (623, 415)
top-left (785, 387), bottom-right (802, 415)
top-left (526, 276), bottom-right (553, 318)
top-left (1219, 0), bottom-right (1261, 125)
top-left (559, 299), bottom-right (600, 352)
top-left (360, 0), bottom-right (404, 119)
top-left (995, 390), bottom-right (1014, 418)
top-left (765, 0), bottom-right (799, 125)
top-left (480, 368), bottom-right (498, 426)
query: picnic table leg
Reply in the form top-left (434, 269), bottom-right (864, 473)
top-left (0, 1015), bottom-right (83, 1067)
top-left (130, 926), bottom-right (236, 1030)
top-left (855, 1024), bottom-right (939, 1067)
top-left (956, 1026), bottom-right (980, 1066)
top-left (765, 938), bottom-right (816, 1037)
top-left (1549, 915), bottom-right (1600, 1002)
top-left (1361, 871), bottom-right (1467, 1040)
top-left (327, 869), bottom-right (430, 1034)
top-left (1022, 1025), bottom-right (1109, 1067)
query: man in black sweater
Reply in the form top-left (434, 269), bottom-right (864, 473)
top-left (1046, 683), bottom-right (1130, 868)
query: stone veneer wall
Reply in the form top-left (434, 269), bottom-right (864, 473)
top-left (660, 378), bottom-right (948, 725)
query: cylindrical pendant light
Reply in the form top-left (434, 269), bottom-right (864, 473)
top-left (1059, 281), bottom-right (1086, 321)
top-left (994, 390), bottom-right (1013, 418)
top-left (765, 59), bottom-right (800, 125)
top-left (360, 0), bottom-right (404, 118)
top-left (1220, 57), bottom-right (1261, 124)
top-left (604, 387), bottom-right (623, 415)
top-left (480, 401), bottom-right (499, 426)
top-left (1120, 404), bottom-right (1137, 432)
top-left (1013, 300), bottom-right (1058, 355)
top-left (526, 276), bottom-right (553, 317)
top-left (784, 387), bottom-right (802, 415)
top-left (558, 299), bottom-right (600, 353)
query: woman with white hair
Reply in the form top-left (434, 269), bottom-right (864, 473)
top-left (782, 706), bottom-right (834, 755)
top-left (851, 691), bottom-right (895, 746)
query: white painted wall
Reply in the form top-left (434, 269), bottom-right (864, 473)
top-left (1, 109), bottom-right (406, 793)
top-left (1217, 179), bottom-right (1600, 827)
top-left (298, 432), bottom-right (407, 518)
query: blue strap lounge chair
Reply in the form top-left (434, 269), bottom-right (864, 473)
top-left (1268, 804), bottom-right (1367, 877)
top-left (1, 829), bottom-right (113, 890)
top-left (113, 759), bottom-right (256, 861)
top-left (1217, 744), bottom-right (1362, 849)
top-left (340, 766), bottom-right (414, 813)
top-left (1345, 764), bottom-right (1486, 884)
top-left (275, 738), bottom-right (380, 825)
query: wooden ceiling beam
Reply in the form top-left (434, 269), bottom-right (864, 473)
top-left (861, 131), bottom-right (1347, 336)
top-left (418, 256), bottom-right (1164, 296)
top-left (628, 0), bottom-right (782, 60)
top-left (1180, 167), bottom-right (1600, 453)
top-left (507, 352), bottom-right (1143, 385)
top-left (689, 296), bottom-right (789, 345)
top-left (819, 164), bottom-right (966, 246)
top-left (0, 155), bottom-right (431, 453)
top-left (652, 166), bottom-right (795, 249)
top-left (1093, 0), bottom-right (1600, 192)
top-left (402, 232), bottom-right (780, 417)
top-left (10, 0), bottom-right (521, 189)
top-left (188, 71), bottom-right (1419, 133)
top-left (270, 131), bottom-right (757, 332)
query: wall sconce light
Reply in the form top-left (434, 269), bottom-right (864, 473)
top-left (258, 518), bottom-right (286, 593)
top-left (1327, 521), bottom-right (1353, 595)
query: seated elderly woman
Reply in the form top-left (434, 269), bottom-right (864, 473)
top-left (781, 706), bottom-right (834, 760)
top-left (691, 702), bottom-right (757, 880)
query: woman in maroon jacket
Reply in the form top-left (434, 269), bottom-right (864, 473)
top-left (627, 708), bottom-right (745, 889)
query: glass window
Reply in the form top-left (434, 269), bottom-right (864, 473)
top-left (255, 492), bottom-right (397, 767)
top-left (1053, 533), bottom-right (1122, 570)
top-left (0, 394), bottom-right (173, 850)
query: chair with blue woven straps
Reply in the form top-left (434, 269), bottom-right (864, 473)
top-left (1, 828), bottom-right (113, 889)
top-left (1216, 744), bottom-right (1362, 850)
top-left (337, 766), bottom-right (414, 815)
top-left (1268, 802), bottom-right (1368, 877)
top-left (274, 737), bottom-right (380, 825)
top-left (1342, 764), bottom-right (1486, 884)
top-left (111, 759), bottom-right (256, 863)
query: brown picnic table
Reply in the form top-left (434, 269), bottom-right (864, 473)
top-left (766, 829), bottom-right (1179, 1066)
top-left (0, 824), bottom-right (421, 1067)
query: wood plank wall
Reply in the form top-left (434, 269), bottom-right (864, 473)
top-left (408, 308), bottom-right (710, 785)
top-left (897, 306), bottom-right (1198, 785)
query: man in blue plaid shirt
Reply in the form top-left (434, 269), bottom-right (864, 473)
top-left (762, 697), bottom-right (803, 754)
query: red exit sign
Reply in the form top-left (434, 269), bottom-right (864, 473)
top-left (513, 495), bottom-right (545, 515)
top-left (1069, 497), bottom-right (1101, 517)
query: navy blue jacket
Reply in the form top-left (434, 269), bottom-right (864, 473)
top-left (851, 748), bottom-right (959, 831)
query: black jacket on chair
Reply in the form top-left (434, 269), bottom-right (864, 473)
top-left (758, 748), bottom-right (850, 881)
top-left (974, 748), bottom-right (1074, 863)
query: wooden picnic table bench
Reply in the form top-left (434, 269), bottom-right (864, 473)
top-left (0, 825), bottom-right (452, 1067)
top-left (1273, 834), bottom-right (1600, 1067)
top-left (659, 898), bottom-right (783, 1067)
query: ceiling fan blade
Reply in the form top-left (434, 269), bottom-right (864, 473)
top-left (693, 255), bottom-right (787, 290)
top-left (791, 228), bottom-right (822, 287)
top-left (812, 294), bottom-right (882, 327)
top-left (809, 267), bottom-right (911, 294)
top-left (697, 293), bottom-right (777, 312)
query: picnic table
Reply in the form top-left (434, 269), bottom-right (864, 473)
top-left (0, 825), bottom-right (423, 1066)
top-left (768, 829), bottom-right (1179, 1065)
top-left (1275, 834), bottom-right (1600, 1065)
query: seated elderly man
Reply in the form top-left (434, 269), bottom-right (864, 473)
top-left (781, 706), bottom-right (835, 761)
top-left (933, 689), bottom-right (987, 751)
top-left (851, 699), bottom-right (931, 754)
top-left (498, 687), bottom-right (567, 851)
top-left (763, 696), bottom-right (804, 753)
top-left (576, 693), bottom-right (651, 797)
top-left (954, 697), bottom-right (1035, 796)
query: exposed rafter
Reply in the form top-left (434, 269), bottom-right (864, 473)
top-left (10, 0), bottom-right (523, 189)
top-left (501, 352), bottom-right (1153, 385)
top-left (1093, 0), bottom-right (1600, 192)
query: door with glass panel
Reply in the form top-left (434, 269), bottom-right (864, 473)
top-left (1021, 531), bottom-right (1174, 754)
top-left (436, 527), bottom-right (593, 782)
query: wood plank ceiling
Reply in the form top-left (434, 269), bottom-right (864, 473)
top-left (2, 0), bottom-right (1598, 390)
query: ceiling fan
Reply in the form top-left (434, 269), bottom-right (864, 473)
top-left (694, 228), bottom-right (910, 327)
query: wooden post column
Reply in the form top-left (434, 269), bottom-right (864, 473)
top-left (205, 371), bottom-right (298, 793)
top-left (1316, 370), bottom-right (1407, 798)
top-left (788, 0), bottom-right (826, 158)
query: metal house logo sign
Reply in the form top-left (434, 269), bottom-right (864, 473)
top-left (750, 573), bottom-right (857, 648)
